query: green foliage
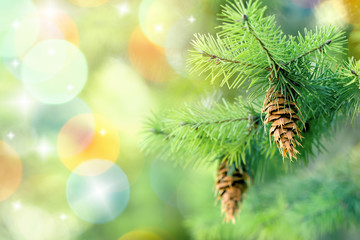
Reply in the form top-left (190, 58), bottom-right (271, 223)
top-left (184, 150), bottom-right (360, 240)
top-left (141, 0), bottom-right (360, 236)
top-left (141, 97), bottom-right (261, 168)
top-left (144, 0), bottom-right (360, 168)
top-left (141, 96), bottom-right (305, 183)
top-left (218, 0), bottom-right (289, 66)
top-left (188, 0), bottom-right (346, 99)
top-left (188, 34), bottom-right (268, 89)
top-left (336, 58), bottom-right (360, 119)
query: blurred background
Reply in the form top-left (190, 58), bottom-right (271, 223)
top-left (0, 0), bottom-right (360, 239)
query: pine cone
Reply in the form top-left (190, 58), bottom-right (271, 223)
top-left (263, 87), bottom-right (303, 160)
top-left (215, 162), bottom-right (249, 223)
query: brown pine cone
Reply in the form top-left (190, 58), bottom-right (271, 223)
top-left (215, 161), bottom-right (250, 223)
top-left (263, 87), bottom-right (303, 160)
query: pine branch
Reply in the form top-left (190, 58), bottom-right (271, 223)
top-left (289, 26), bottom-right (346, 65)
top-left (149, 128), bottom-right (170, 137)
top-left (283, 39), bottom-right (332, 66)
top-left (336, 58), bottom-right (360, 119)
top-left (243, 13), bottom-right (277, 69)
top-left (199, 50), bottom-right (258, 68)
top-left (351, 69), bottom-right (359, 78)
top-left (142, 0), bottom-right (360, 236)
top-left (218, 0), bottom-right (290, 65)
top-left (179, 116), bottom-right (249, 128)
top-left (141, 98), bottom-right (266, 167)
top-left (188, 33), bottom-right (269, 89)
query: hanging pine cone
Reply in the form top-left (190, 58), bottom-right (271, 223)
top-left (215, 161), bottom-right (250, 223)
top-left (263, 86), bottom-right (303, 160)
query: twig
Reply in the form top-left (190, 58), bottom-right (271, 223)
top-left (351, 69), bottom-right (359, 78)
top-left (179, 117), bottom-right (249, 128)
top-left (242, 14), bottom-right (278, 69)
top-left (283, 40), bottom-right (332, 66)
top-left (150, 128), bottom-right (170, 137)
top-left (200, 51), bottom-right (262, 69)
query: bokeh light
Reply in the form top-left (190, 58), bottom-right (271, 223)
top-left (314, 0), bottom-right (346, 27)
top-left (4, 204), bottom-right (56, 240)
top-left (129, 27), bottom-right (174, 82)
top-left (68, 0), bottom-right (108, 7)
top-left (37, 9), bottom-right (80, 46)
top-left (0, 0), bottom-right (35, 32)
top-left (87, 59), bottom-right (153, 134)
top-left (21, 39), bottom-right (87, 104)
top-left (165, 16), bottom-right (205, 75)
top-left (348, 27), bottom-right (360, 59)
top-left (0, 141), bottom-right (22, 201)
top-left (66, 159), bottom-right (130, 224)
top-left (31, 98), bottom-right (92, 142)
top-left (291, 0), bottom-right (320, 9)
top-left (118, 229), bottom-right (163, 240)
top-left (58, 114), bottom-right (120, 174)
top-left (331, 0), bottom-right (360, 25)
top-left (1, 16), bottom-right (41, 80)
top-left (1, 10), bottom-right (79, 80)
top-left (139, 0), bottom-right (202, 47)
top-left (0, 108), bottom-right (37, 157)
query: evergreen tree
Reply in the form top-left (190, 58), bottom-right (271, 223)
top-left (142, 0), bottom-right (360, 237)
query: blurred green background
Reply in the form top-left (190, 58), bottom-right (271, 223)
top-left (0, 0), bottom-right (360, 239)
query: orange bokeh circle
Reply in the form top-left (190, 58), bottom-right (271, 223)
top-left (128, 26), bottom-right (174, 82)
top-left (0, 141), bottom-right (22, 201)
top-left (38, 10), bottom-right (80, 46)
top-left (3, 9), bottom-right (80, 62)
top-left (57, 114), bottom-right (120, 173)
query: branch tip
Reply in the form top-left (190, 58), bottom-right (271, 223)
top-left (326, 39), bottom-right (331, 45)
top-left (351, 70), bottom-right (359, 78)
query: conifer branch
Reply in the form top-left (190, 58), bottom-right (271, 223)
top-left (142, 0), bottom-right (359, 235)
top-left (243, 14), bottom-right (278, 68)
top-left (200, 50), bottom-right (258, 68)
top-left (179, 116), bottom-right (249, 128)
top-left (141, 98), bottom-right (267, 167)
top-left (351, 69), bottom-right (359, 78)
top-left (149, 128), bottom-right (169, 137)
top-left (283, 39), bottom-right (332, 66)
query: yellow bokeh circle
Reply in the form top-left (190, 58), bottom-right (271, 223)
top-left (118, 230), bottom-right (163, 240)
top-left (57, 114), bottom-right (120, 174)
top-left (68, 0), bottom-right (108, 7)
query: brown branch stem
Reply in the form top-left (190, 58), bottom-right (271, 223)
top-left (200, 51), bottom-right (261, 69)
top-left (351, 69), bottom-right (359, 78)
top-left (243, 14), bottom-right (278, 69)
top-left (179, 117), bottom-right (249, 128)
top-left (283, 40), bottom-right (332, 66)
